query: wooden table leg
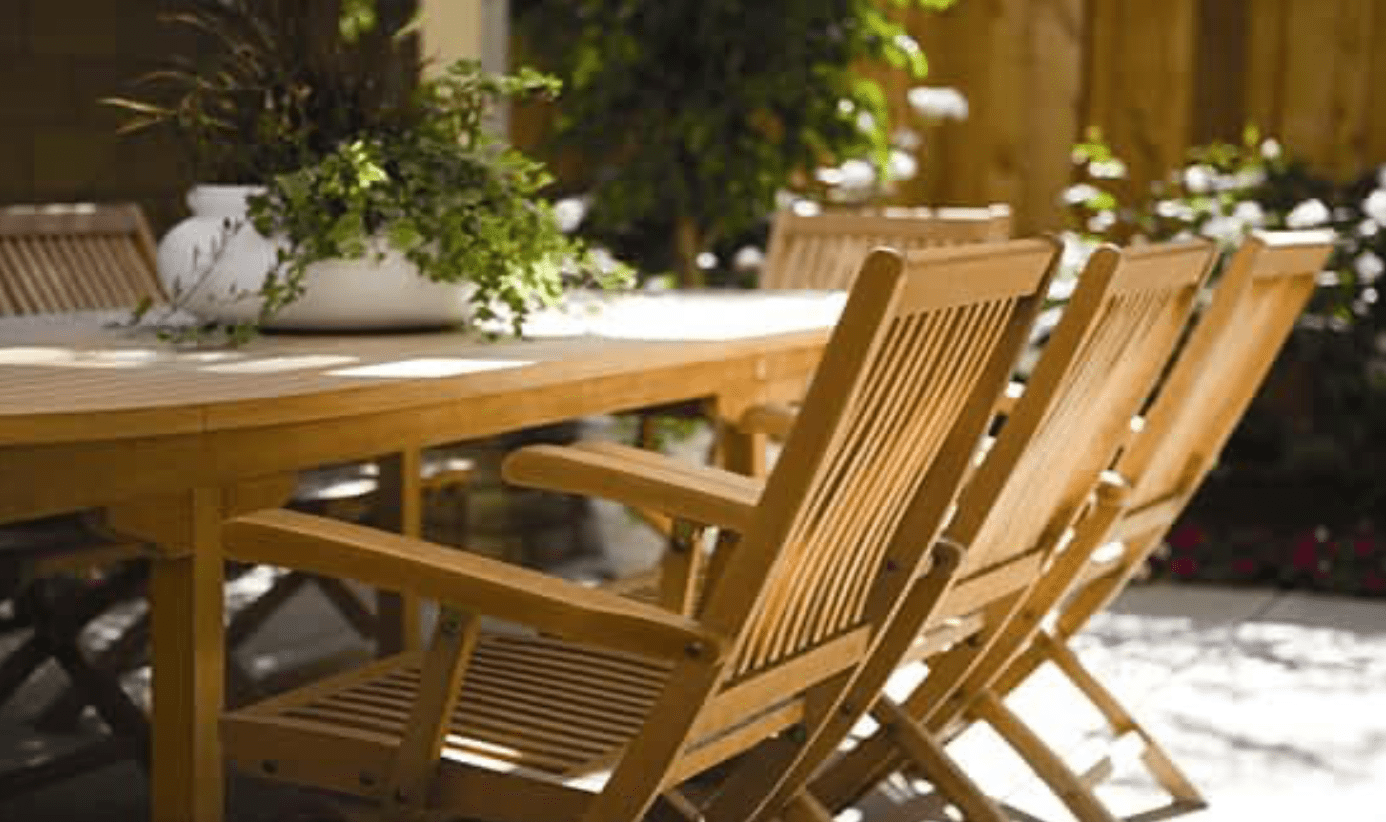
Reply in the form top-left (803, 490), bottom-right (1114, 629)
top-left (145, 488), bottom-right (227, 822)
top-left (375, 449), bottom-right (423, 655)
top-left (715, 394), bottom-right (768, 478)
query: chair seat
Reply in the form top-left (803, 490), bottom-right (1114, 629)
top-left (226, 631), bottom-right (674, 787)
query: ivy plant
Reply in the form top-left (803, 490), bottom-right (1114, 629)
top-left (248, 61), bottom-right (627, 334)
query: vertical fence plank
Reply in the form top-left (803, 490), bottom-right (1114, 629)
top-left (894, 0), bottom-right (1082, 234)
top-left (1192, 0), bottom-right (1248, 145)
top-left (1084, 0), bottom-right (1197, 202)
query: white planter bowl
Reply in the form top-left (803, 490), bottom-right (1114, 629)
top-left (156, 185), bottom-right (475, 330)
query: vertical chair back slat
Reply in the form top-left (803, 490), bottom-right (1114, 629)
top-left (940, 241), bottom-right (1216, 608)
top-left (760, 206), bottom-right (1012, 291)
top-left (0, 204), bottom-right (165, 316)
top-left (694, 240), bottom-right (1058, 685)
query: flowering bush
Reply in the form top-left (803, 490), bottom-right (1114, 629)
top-left (1064, 127), bottom-right (1386, 595)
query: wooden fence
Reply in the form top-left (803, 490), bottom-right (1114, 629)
top-left (874, 0), bottom-right (1386, 234)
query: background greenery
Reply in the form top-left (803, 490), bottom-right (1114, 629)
top-left (512, 0), bottom-right (955, 286)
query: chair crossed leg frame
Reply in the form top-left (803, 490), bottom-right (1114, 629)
top-left (0, 561), bottom-right (151, 799)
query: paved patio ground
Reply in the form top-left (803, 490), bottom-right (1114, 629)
top-left (3, 579), bottom-right (1381, 822)
top-left (2, 416), bottom-right (1383, 822)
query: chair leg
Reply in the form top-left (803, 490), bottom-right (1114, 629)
top-left (971, 690), bottom-right (1120, 822)
top-left (35, 609), bottom-right (150, 732)
top-left (780, 792), bottom-right (835, 822)
top-left (0, 634), bottom-right (49, 707)
top-left (33, 593), bottom-right (149, 764)
top-left (312, 576), bottom-right (377, 639)
top-left (872, 698), bottom-right (1011, 822)
top-left (1035, 633), bottom-right (1205, 814)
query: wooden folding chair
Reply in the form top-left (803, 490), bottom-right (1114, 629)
top-left (761, 204), bottom-right (1012, 291)
top-left (948, 230), bottom-right (1335, 822)
top-left (633, 204), bottom-right (1013, 534)
top-left (217, 239), bottom-right (1058, 822)
top-left (779, 238), bottom-right (1218, 822)
top-left (0, 204), bottom-right (169, 795)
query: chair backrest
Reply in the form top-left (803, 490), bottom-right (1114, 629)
top-left (0, 203), bottom-right (165, 316)
top-left (938, 239), bottom-right (1216, 614)
top-left (1118, 231), bottom-right (1335, 512)
top-left (760, 205), bottom-right (1012, 291)
top-left (698, 239), bottom-right (1057, 689)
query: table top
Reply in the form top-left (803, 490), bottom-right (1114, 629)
top-left (0, 290), bottom-right (843, 446)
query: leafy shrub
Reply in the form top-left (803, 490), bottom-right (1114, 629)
top-left (1065, 127), bottom-right (1386, 593)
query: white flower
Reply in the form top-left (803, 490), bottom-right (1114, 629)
top-left (1182, 164), bottom-right (1216, 194)
top-left (1286, 198), bottom-right (1331, 229)
top-left (907, 86), bottom-right (968, 121)
top-left (1234, 168), bottom-right (1267, 189)
top-left (1356, 252), bottom-right (1384, 283)
top-left (1364, 190), bottom-right (1386, 226)
top-left (1061, 183), bottom-right (1101, 205)
top-left (1316, 270), bottom-right (1340, 287)
top-left (695, 251), bottom-right (718, 270)
top-left (1365, 287), bottom-right (1379, 304)
top-left (892, 127), bottom-right (921, 151)
top-left (815, 167), bottom-right (843, 186)
top-left (1360, 219), bottom-right (1380, 238)
top-left (856, 111), bottom-right (876, 134)
top-left (733, 246), bottom-right (765, 272)
top-left (552, 197), bottom-right (587, 234)
top-left (1200, 215), bottom-right (1241, 244)
top-left (1155, 199), bottom-right (1196, 221)
top-left (837, 159), bottom-right (876, 190)
top-left (887, 149), bottom-right (918, 181)
top-left (1088, 159), bottom-right (1127, 180)
top-left (791, 199), bottom-right (822, 217)
top-left (1261, 139), bottom-right (1282, 160)
top-left (1232, 200), bottom-right (1266, 228)
top-left (1087, 211), bottom-right (1116, 232)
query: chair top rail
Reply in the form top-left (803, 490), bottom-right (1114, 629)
top-left (761, 205), bottom-right (1013, 291)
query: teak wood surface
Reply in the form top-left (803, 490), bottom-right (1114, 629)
top-left (215, 240), bottom-right (1059, 822)
top-left (0, 290), bottom-right (841, 822)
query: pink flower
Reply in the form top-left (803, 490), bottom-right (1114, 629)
top-left (1168, 525), bottom-right (1204, 552)
top-left (1170, 557), bottom-right (1198, 577)
top-left (1290, 534), bottom-right (1319, 571)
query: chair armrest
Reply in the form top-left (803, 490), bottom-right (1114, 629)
top-left (737, 402), bottom-right (797, 440)
top-left (502, 441), bottom-right (762, 533)
top-left (224, 508), bottom-right (728, 664)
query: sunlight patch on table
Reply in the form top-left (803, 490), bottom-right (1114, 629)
top-left (0, 346), bottom-right (161, 368)
top-left (327, 358), bottom-right (533, 379)
top-left (201, 355), bottom-right (361, 374)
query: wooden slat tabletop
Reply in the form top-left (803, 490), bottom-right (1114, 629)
top-left (0, 290), bottom-right (843, 445)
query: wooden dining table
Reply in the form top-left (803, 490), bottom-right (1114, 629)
top-left (0, 290), bottom-right (841, 822)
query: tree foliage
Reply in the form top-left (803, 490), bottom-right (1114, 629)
top-left (514, 0), bottom-right (955, 284)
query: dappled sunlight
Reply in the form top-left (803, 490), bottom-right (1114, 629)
top-left (521, 291), bottom-right (846, 341)
top-left (0, 346), bottom-right (161, 368)
top-left (201, 354), bottom-right (360, 374)
top-left (325, 357), bottom-right (534, 379)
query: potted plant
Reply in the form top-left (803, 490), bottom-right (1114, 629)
top-left (110, 0), bottom-right (622, 342)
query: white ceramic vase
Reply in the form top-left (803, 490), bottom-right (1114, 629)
top-left (156, 185), bottom-right (475, 330)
